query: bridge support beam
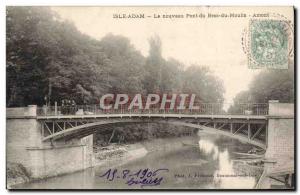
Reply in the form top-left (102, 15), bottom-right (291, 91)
top-left (248, 123), bottom-right (251, 139)
top-left (7, 105), bottom-right (94, 179)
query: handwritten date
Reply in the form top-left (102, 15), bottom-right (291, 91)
top-left (98, 168), bottom-right (169, 187)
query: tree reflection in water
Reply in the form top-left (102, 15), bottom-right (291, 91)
top-left (198, 139), bottom-right (256, 189)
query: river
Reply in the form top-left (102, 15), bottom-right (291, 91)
top-left (14, 133), bottom-right (263, 189)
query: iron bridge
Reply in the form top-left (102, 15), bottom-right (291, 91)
top-left (37, 103), bottom-right (268, 149)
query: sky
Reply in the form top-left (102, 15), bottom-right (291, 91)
top-left (51, 6), bottom-right (293, 103)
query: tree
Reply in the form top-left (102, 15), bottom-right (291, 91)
top-left (7, 7), bottom-right (228, 145)
top-left (249, 69), bottom-right (294, 103)
top-left (228, 90), bottom-right (252, 114)
top-left (229, 67), bottom-right (294, 114)
top-left (100, 34), bottom-right (146, 95)
top-left (7, 7), bottom-right (106, 106)
top-left (6, 7), bottom-right (53, 106)
top-left (182, 65), bottom-right (225, 103)
top-left (161, 58), bottom-right (184, 93)
top-left (230, 68), bottom-right (294, 106)
top-left (143, 35), bottom-right (165, 93)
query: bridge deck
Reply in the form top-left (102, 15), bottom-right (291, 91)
top-left (37, 114), bottom-right (267, 120)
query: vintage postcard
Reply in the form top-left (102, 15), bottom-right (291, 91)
top-left (6, 6), bottom-right (295, 190)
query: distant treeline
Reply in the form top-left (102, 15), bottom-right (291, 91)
top-left (94, 123), bottom-right (198, 146)
top-left (228, 67), bottom-right (294, 114)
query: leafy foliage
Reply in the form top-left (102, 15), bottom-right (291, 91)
top-left (229, 67), bottom-right (294, 114)
top-left (7, 7), bottom-right (225, 107)
top-left (6, 7), bottom-right (226, 143)
top-left (249, 68), bottom-right (294, 103)
top-left (230, 68), bottom-right (294, 105)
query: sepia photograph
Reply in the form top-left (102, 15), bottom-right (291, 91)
top-left (6, 6), bottom-right (295, 190)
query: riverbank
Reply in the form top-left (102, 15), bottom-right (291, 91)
top-left (93, 136), bottom-right (198, 168)
top-left (7, 143), bottom-right (149, 189)
top-left (7, 163), bottom-right (31, 188)
top-left (93, 143), bottom-right (148, 167)
top-left (10, 134), bottom-right (269, 189)
top-left (8, 135), bottom-right (197, 188)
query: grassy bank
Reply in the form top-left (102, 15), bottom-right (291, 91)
top-left (6, 162), bottom-right (31, 189)
top-left (93, 135), bottom-right (199, 168)
top-left (93, 143), bottom-right (148, 167)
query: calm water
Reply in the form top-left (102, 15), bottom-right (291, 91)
top-left (14, 133), bottom-right (261, 189)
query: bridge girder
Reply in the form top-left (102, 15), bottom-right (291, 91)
top-left (39, 116), bottom-right (267, 149)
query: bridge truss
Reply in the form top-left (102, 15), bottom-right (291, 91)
top-left (38, 114), bottom-right (268, 149)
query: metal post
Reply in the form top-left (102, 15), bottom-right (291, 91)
top-left (55, 101), bottom-right (57, 116)
top-left (42, 123), bottom-right (44, 137)
top-left (248, 123), bottom-right (251, 139)
top-left (265, 123), bottom-right (268, 147)
top-left (230, 123), bottom-right (233, 133)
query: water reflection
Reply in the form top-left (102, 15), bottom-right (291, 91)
top-left (198, 139), bottom-right (219, 160)
top-left (199, 139), bottom-right (256, 189)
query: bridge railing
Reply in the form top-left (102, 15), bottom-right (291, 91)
top-left (37, 103), bottom-right (268, 116)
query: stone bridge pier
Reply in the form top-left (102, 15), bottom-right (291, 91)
top-left (257, 100), bottom-right (295, 188)
top-left (6, 105), bottom-right (94, 179)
